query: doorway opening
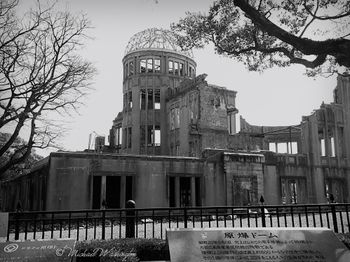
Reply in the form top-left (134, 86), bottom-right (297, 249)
top-left (92, 176), bottom-right (101, 209)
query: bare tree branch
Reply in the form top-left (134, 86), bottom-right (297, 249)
top-left (0, 0), bottom-right (96, 177)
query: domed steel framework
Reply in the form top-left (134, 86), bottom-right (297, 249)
top-left (124, 28), bottom-right (193, 58)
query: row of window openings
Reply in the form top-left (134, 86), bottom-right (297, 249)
top-left (320, 137), bottom-right (336, 157)
top-left (169, 108), bottom-right (240, 134)
top-left (140, 125), bottom-right (161, 146)
top-left (124, 58), bottom-right (195, 77)
top-left (269, 142), bottom-right (298, 154)
top-left (124, 89), bottom-right (161, 110)
top-left (114, 127), bottom-right (161, 147)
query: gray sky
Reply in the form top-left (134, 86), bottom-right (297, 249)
top-left (18, 0), bottom-right (336, 155)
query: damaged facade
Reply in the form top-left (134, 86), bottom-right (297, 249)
top-left (1, 28), bottom-right (350, 211)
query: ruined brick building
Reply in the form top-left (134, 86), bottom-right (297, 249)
top-left (1, 28), bottom-right (350, 211)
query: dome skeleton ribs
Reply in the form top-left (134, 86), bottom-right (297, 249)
top-left (124, 28), bottom-right (193, 59)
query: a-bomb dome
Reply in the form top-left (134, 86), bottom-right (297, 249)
top-left (124, 28), bottom-right (193, 58)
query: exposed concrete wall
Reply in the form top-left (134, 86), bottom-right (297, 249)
top-left (46, 155), bottom-right (91, 211)
top-left (44, 152), bottom-right (205, 210)
top-left (224, 154), bottom-right (264, 206)
top-left (263, 165), bottom-right (279, 205)
top-left (121, 50), bottom-right (196, 156)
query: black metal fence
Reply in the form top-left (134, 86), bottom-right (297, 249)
top-left (6, 203), bottom-right (350, 241)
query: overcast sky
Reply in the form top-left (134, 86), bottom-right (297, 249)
top-left (18, 0), bottom-right (336, 156)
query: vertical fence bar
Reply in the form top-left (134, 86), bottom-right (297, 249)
top-left (152, 210), bottom-right (155, 238)
top-left (283, 211), bottom-right (287, 227)
top-left (318, 206), bottom-right (323, 227)
top-left (331, 204), bottom-right (339, 233)
top-left (85, 212), bottom-right (88, 240)
top-left (135, 210), bottom-right (139, 238)
top-left (41, 219), bottom-right (45, 239)
top-left (126, 200), bottom-right (135, 238)
top-left (305, 206), bottom-right (309, 227)
top-left (326, 209), bottom-right (331, 229)
top-left (59, 219), bottom-right (63, 238)
top-left (51, 213), bottom-right (54, 239)
top-left (168, 209), bottom-right (171, 229)
top-left (33, 215), bottom-right (37, 239)
top-left (111, 219), bottom-right (114, 239)
top-left (76, 219), bottom-right (80, 241)
top-left (200, 208), bottom-right (203, 228)
top-left (14, 212), bottom-right (20, 240)
top-left (144, 213), bottom-right (147, 238)
top-left (68, 212), bottom-right (71, 238)
top-left (193, 213), bottom-right (195, 228)
top-left (93, 218), bottom-right (97, 239)
top-left (101, 210), bottom-right (106, 240)
top-left (184, 207), bottom-right (188, 229)
top-left (340, 211), bottom-right (344, 233)
top-left (119, 210), bottom-right (122, 239)
top-left (6, 219), bottom-right (10, 241)
top-left (346, 205), bottom-right (350, 233)
top-left (24, 220), bottom-right (28, 240)
top-left (261, 207), bottom-right (266, 228)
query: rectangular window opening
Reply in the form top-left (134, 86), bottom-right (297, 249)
top-left (330, 137), bottom-right (335, 157)
top-left (154, 126), bottom-right (160, 146)
top-left (227, 113), bottom-right (235, 135)
top-left (320, 138), bottom-right (326, 156)
top-left (154, 59), bottom-right (161, 73)
top-left (174, 62), bottom-right (179, 75)
top-left (147, 58), bottom-right (153, 73)
top-left (147, 125), bottom-right (153, 146)
top-left (140, 126), bottom-right (145, 147)
top-left (174, 107), bottom-right (180, 129)
top-left (140, 89), bottom-right (146, 110)
top-left (170, 109), bottom-right (175, 130)
top-left (269, 143), bottom-right (276, 152)
top-left (155, 89), bottom-right (160, 109)
top-left (128, 91), bottom-right (132, 110)
top-left (140, 59), bottom-right (146, 73)
top-left (168, 61), bottom-right (173, 74)
top-left (179, 63), bottom-right (184, 76)
top-left (128, 127), bottom-right (132, 148)
top-left (115, 127), bottom-right (122, 146)
top-left (125, 63), bottom-right (128, 78)
top-left (147, 89), bottom-right (153, 109)
top-left (129, 61), bottom-right (134, 75)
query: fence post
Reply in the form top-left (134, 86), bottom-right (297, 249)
top-left (260, 207), bottom-right (266, 227)
top-left (126, 200), bottom-right (135, 238)
top-left (330, 204), bottom-right (339, 233)
top-left (101, 209), bottom-right (106, 240)
top-left (260, 195), bottom-right (266, 227)
top-left (14, 212), bottom-right (20, 240)
top-left (184, 206), bottom-right (188, 228)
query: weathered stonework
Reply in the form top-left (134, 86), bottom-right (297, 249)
top-left (1, 29), bottom-right (350, 211)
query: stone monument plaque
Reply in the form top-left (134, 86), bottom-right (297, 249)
top-left (0, 238), bottom-right (75, 262)
top-left (167, 227), bottom-right (350, 262)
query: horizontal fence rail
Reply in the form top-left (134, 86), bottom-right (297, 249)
top-left (6, 203), bottom-right (350, 241)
